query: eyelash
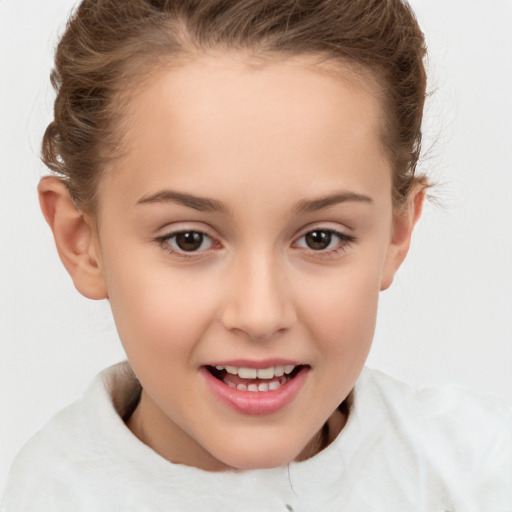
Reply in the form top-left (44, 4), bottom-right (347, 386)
top-left (155, 228), bottom-right (355, 260)
top-left (294, 229), bottom-right (355, 258)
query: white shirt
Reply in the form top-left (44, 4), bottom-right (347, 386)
top-left (3, 362), bottom-right (511, 511)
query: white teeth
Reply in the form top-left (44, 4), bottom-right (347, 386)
top-left (238, 367), bottom-right (258, 379)
top-left (274, 366), bottom-right (285, 377)
top-left (215, 364), bottom-right (297, 379)
top-left (233, 379), bottom-right (285, 392)
top-left (256, 367), bottom-right (275, 379)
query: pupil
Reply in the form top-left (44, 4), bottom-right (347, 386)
top-left (176, 232), bottom-right (203, 251)
top-left (306, 230), bottom-right (331, 250)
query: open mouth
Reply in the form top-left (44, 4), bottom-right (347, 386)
top-left (206, 364), bottom-right (305, 392)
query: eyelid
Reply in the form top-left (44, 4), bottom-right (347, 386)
top-left (294, 222), bottom-right (353, 240)
top-left (154, 220), bottom-right (216, 236)
top-left (295, 229), bottom-right (353, 246)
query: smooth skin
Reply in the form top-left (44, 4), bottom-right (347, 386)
top-left (39, 54), bottom-right (424, 471)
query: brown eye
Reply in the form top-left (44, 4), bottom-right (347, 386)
top-left (304, 230), bottom-right (333, 250)
top-left (173, 232), bottom-right (208, 252)
top-left (296, 228), bottom-right (354, 253)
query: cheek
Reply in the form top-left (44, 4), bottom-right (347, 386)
top-left (296, 258), bottom-right (383, 354)
top-left (103, 254), bottom-right (218, 358)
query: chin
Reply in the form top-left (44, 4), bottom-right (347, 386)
top-left (211, 441), bottom-right (306, 471)
top-left (227, 455), bottom-right (295, 471)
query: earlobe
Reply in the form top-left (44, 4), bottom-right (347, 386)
top-left (380, 185), bottom-right (426, 291)
top-left (38, 176), bottom-right (108, 300)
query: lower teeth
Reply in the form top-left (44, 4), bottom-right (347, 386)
top-left (226, 376), bottom-right (287, 392)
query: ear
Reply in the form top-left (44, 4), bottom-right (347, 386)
top-left (38, 176), bottom-right (108, 300)
top-left (380, 185), bottom-right (426, 291)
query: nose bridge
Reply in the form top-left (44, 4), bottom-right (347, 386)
top-left (221, 247), bottom-right (295, 340)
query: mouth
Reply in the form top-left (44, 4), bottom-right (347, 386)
top-left (206, 364), bottom-right (305, 392)
top-left (201, 362), bottom-right (309, 415)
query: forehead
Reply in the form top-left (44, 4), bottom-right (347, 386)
top-left (99, 54), bottom-right (391, 211)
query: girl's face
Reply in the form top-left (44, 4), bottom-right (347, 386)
top-left (89, 55), bottom-right (413, 470)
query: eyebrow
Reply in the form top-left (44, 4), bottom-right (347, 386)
top-left (136, 189), bottom-right (373, 215)
top-left (294, 191), bottom-right (373, 213)
top-left (137, 190), bottom-right (230, 214)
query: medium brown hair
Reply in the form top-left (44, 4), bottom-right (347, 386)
top-left (43, 0), bottom-right (427, 212)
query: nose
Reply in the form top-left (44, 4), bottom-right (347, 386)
top-left (220, 251), bottom-right (296, 341)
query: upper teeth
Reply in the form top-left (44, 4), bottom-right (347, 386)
top-left (214, 365), bottom-right (296, 379)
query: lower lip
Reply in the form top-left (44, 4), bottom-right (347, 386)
top-left (201, 366), bottom-right (309, 415)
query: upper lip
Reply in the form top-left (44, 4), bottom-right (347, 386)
top-left (203, 359), bottom-right (304, 369)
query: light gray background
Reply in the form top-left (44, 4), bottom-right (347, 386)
top-left (1, 0), bottom-right (511, 491)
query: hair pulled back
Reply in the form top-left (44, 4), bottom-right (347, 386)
top-left (43, 0), bottom-right (427, 212)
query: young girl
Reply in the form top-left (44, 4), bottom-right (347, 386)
top-left (2, 0), bottom-right (511, 510)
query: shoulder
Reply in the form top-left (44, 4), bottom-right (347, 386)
top-left (350, 367), bottom-right (512, 508)
top-left (2, 362), bottom-right (142, 511)
top-left (358, 366), bottom-right (512, 433)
